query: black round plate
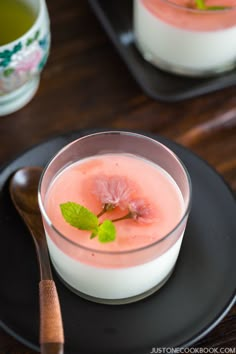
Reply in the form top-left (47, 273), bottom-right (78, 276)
top-left (0, 130), bottom-right (235, 354)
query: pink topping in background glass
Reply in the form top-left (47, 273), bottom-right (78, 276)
top-left (141, 0), bottom-right (236, 30)
top-left (45, 154), bottom-right (184, 252)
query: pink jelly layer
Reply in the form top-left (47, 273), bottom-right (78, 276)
top-left (45, 154), bottom-right (184, 253)
top-left (141, 0), bottom-right (236, 30)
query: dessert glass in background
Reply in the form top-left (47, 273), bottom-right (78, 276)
top-left (0, 0), bottom-right (50, 116)
top-left (38, 131), bottom-right (192, 305)
top-left (134, 0), bottom-right (236, 77)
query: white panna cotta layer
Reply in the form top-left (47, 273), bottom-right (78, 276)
top-left (46, 232), bottom-right (184, 301)
top-left (134, 0), bottom-right (236, 75)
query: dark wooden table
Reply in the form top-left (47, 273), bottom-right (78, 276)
top-left (0, 0), bottom-right (236, 353)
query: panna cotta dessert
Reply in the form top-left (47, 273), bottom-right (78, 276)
top-left (134, 0), bottom-right (236, 76)
top-left (39, 132), bottom-right (191, 304)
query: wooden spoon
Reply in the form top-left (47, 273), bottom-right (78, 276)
top-left (10, 167), bottom-right (64, 354)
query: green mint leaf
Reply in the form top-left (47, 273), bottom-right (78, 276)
top-left (195, 0), bottom-right (206, 9)
top-left (195, 0), bottom-right (230, 10)
top-left (98, 220), bottom-right (116, 243)
top-left (90, 231), bottom-right (98, 239)
top-left (206, 5), bottom-right (230, 9)
top-left (60, 202), bottom-right (99, 231)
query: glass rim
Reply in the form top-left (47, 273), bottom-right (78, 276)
top-left (0, 0), bottom-right (44, 50)
top-left (38, 131), bottom-right (192, 256)
top-left (149, 0), bottom-right (236, 14)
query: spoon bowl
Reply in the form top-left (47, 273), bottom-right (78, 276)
top-left (10, 167), bottom-right (41, 214)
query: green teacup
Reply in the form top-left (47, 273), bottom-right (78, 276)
top-left (0, 0), bottom-right (50, 116)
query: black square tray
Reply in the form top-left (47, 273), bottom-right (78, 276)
top-left (89, 0), bottom-right (236, 102)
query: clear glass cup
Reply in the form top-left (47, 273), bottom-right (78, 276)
top-left (38, 131), bottom-right (192, 304)
top-left (134, 0), bottom-right (236, 77)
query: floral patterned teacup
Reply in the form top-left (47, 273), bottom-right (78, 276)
top-left (0, 0), bottom-right (50, 116)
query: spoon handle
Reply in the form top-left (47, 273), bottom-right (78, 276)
top-left (39, 280), bottom-right (64, 354)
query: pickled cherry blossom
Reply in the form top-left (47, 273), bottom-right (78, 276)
top-left (93, 175), bottom-right (134, 210)
top-left (128, 198), bottom-right (155, 223)
top-left (92, 175), bottom-right (156, 224)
